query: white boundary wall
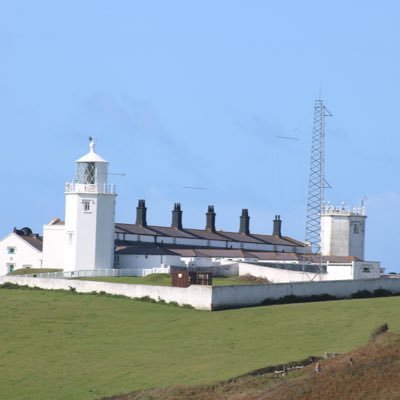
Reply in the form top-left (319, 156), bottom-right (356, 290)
top-left (0, 276), bottom-right (212, 310)
top-left (2, 276), bottom-right (400, 311)
top-left (211, 278), bottom-right (400, 310)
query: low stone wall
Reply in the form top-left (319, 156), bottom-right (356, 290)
top-left (2, 276), bottom-right (400, 311)
top-left (211, 277), bottom-right (400, 310)
top-left (0, 276), bottom-right (213, 310)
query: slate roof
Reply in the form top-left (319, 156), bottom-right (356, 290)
top-left (184, 228), bottom-right (227, 241)
top-left (115, 223), bottom-right (158, 236)
top-left (115, 222), bottom-right (307, 248)
top-left (251, 234), bottom-right (305, 246)
top-left (170, 248), bottom-right (255, 259)
top-left (216, 231), bottom-right (264, 243)
top-left (19, 235), bottom-right (43, 251)
top-left (113, 241), bottom-right (362, 264)
top-left (148, 226), bottom-right (194, 238)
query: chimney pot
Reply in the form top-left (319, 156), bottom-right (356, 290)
top-left (206, 205), bottom-right (216, 232)
top-left (273, 214), bottom-right (282, 237)
top-left (135, 199), bottom-right (147, 226)
top-left (172, 202), bottom-right (183, 229)
top-left (239, 208), bottom-right (250, 235)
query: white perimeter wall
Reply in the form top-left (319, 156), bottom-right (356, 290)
top-left (2, 276), bottom-right (400, 311)
top-left (0, 276), bottom-right (212, 310)
top-left (211, 278), bottom-right (400, 310)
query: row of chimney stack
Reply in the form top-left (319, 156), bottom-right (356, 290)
top-left (135, 200), bottom-right (282, 237)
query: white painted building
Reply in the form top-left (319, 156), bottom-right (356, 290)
top-left (321, 204), bottom-right (366, 259)
top-left (42, 218), bottom-right (65, 269)
top-left (237, 259), bottom-right (381, 283)
top-left (0, 229), bottom-right (43, 275)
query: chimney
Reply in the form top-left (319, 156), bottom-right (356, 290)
top-left (273, 215), bottom-right (282, 237)
top-left (239, 209), bottom-right (250, 235)
top-left (206, 205), bottom-right (216, 232)
top-left (171, 203), bottom-right (183, 229)
top-left (135, 199), bottom-right (147, 226)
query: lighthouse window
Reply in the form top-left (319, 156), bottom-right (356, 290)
top-left (353, 224), bottom-right (360, 234)
top-left (83, 200), bottom-right (91, 212)
top-left (76, 162), bottom-right (96, 184)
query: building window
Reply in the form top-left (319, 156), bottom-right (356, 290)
top-left (67, 231), bottom-right (74, 245)
top-left (82, 200), bottom-right (91, 212)
top-left (362, 266), bottom-right (371, 273)
top-left (7, 247), bottom-right (16, 254)
top-left (7, 263), bottom-right (15, 273)
top-left (114, 255), bottom-right (120, 263)
top-left (353, 223), bottom-right (360, 234)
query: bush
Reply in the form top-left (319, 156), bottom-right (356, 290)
top-left (371, 323), bottom-right (389, 342)
top-left (0, 282), bottom-right (22, 289)
top-left (351, 289), bottom-right (395, 299)
top-left (351, 290), bottom-right (373, 299)
top-left (262, 293), bottom-right (337, 306)
top-left (373, 289), bottom-right (393, 297)
top-left (137, 296), bottom-right (157, 303)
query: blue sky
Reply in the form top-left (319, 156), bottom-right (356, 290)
top-left (1, 1), bottom-right (399, 271)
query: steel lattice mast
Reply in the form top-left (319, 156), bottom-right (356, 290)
top-left (305, 99), bottom-right (332, 254)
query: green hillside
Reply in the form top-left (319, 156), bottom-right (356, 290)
top-left (105, 331), bottom-right (400, 400)
top-left (1, 285), bottom-right (400, 400)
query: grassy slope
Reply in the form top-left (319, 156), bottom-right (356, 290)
top-left (107, 332), bottom-right (400, 400)
top-left (1, 288), bottom-right (400, 400)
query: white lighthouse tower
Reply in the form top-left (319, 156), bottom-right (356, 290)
top-left (64, 139), bottom-right (116, 271)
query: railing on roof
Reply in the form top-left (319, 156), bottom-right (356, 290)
top-left (65, 182), bottom-right (116, 194)
top-left (321, 204), bottom-right (366, 216)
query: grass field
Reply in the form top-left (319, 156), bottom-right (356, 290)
top-left (77, 273), bottom-right (268, 286)
top-left (9, 268), bottom-right (62, 275)
top-left (1, 286), bottom-right (400, 400)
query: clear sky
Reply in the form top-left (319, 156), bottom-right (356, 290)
top-left (1, 1), bottom-right (399, 271)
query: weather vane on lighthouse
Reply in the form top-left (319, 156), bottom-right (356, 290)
top-left (88, 136), bottom-right (96, 152)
